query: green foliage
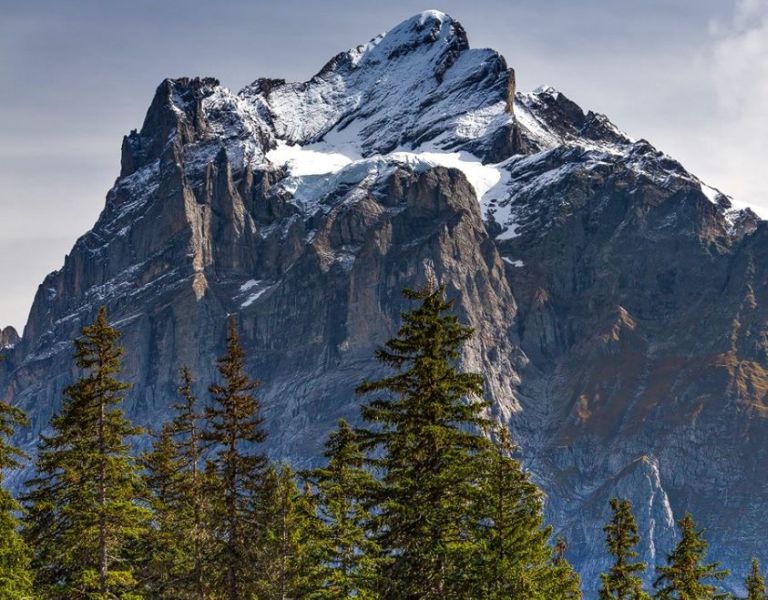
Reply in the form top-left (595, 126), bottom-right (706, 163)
top-left (653, 512), bottom-right (729, 600)
top-left (23, 306), bottom-right (149, 599)
top-left (356, 285), bottom-right (489, 598)
top-left (599, 498), bottom-right (649, 600)
top-left (0, 401), bottom-right (34, 599)
top-left (305, 419), bottom-right (381, 599)
top-left (746, 558), bottom-right (766, 600)
top-left (139, 367), bottom-right (210, 599)
top-left (253, 465), bottom-right (328, 599)
top-left (470, 427), bottom-right (581, 599)
top-left (139, 423), bottom-right (188, 598)
top-left (14, 286), bottom-right (761, 600)
top-left (203, 316), bottom-right (267, 599)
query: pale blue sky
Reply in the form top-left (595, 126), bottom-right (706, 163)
top-left (2, 0), bottom-right (766, 330)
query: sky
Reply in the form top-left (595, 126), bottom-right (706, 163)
top-left (1, 0), bottom-right (767, 331)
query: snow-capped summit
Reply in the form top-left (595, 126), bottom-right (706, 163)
top-left (239, 10), bottom-right (511, 158)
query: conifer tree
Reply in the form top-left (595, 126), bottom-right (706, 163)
top-left (599, 498), bottom-right (649, 600)
top-left (254, 465), bottom-right (328, 599)
top-left (472, 427), bottom-right (581, 599)
top-left (138, 368), bottom-right (210, 599)
top-left (356, 284), bottom-right (491, 599)
top-left (653, 512), bottom-right (728, 600)
top-left (306, 419), bottom-right (380, 599)
top-left (171, 367), bottom-right (208, 600)
top-left (140, 423), bottom-right (187, 599)
top-left (746, 558), bottom-right (766, 600)
top-left (0, 400), bottom-right (34, 599)
top-left (23, 306), bottom-right (149, 599)
top-left (203, 316), bottom-right (267, 600)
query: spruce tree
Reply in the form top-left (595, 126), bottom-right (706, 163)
top-left (599, 498), bottom-right (649, 600)
top-left (137, 368), bottom-right (210, 599)
top-left (472, 427), bottom-right (581, 599)
top-left (171, 367), bottom-right (208, 599)
top-left (746, 558), bottom-right (766, 600)
top-left (653, 512), bottom-right (728, 600)
top-left (140, 423), bottom-right (187, 599)
top-left (253, 465), bottom-right (328, 599)
top-left (306, 419), bottom-right (380, 599)
top-left (0, 400), bottom-right (34, 599)
top-left (356, 285), bottom-right (490, 599)
top-left (23, 306), bottom-right (149, 599)
top-left (203, 316), bottom-right (267, 600)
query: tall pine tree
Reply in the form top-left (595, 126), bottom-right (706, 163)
top-left (140, 368), bottom-right (210, 599)
top-left (746, 558), bottom-right (766, 600)
top-left (24, 306), bottom-right (149, 599)
top-left (356, 284), bottom-right (490, 599)
top-left (171, 367), bottom-right (209, 600)
top-left (306, 419), bottom-right (380, 599)
top-left (471, 427), bottom-right (581, 599)
top-left (203, 316), bottom-right (267, 600)
top-left (653, 512), bottom-right (728, 600)
top-left (0, 400), bottom-right (33, 599)
top-left (140, 423), bottom-right (184, 598)
top-left (599, 498), bottom-right (649, 600)
top-left (254, 465), bottom-right (328, 599)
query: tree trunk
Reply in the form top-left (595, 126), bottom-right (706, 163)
top-left (99, 392), bottom-right (108, 595)
top-left (192, 427), bottom-right (206, 600)
top-left (228, 437), bottom-right (239, 600)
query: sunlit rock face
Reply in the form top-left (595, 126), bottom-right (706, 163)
top-left (2, 11), bottom-right (767, 596)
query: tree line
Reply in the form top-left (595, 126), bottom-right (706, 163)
top-left (0, 286), bottom-right (764, 599)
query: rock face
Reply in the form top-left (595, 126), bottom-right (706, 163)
top-left (2, 10), bottom-right (767, 596)
top-left (0, 326), bottom-right (19, 349)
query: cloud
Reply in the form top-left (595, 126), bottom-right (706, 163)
top-left (701, 0), bottom-right (768, 208)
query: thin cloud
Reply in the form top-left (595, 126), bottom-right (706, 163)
top-left (701, 0), bottom-right (768, 208)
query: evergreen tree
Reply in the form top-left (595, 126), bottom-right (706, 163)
top-left (653, 512), bottom-right (728, 600)
top-left (254, 465), bottom-right (328, 600)
top-left (140, 423), bottom-right (187, 599)
top-left (356, 285), bottom-right (491, 599)
top-left (471, 427), bottom-right (581, 599)
top-left (138, 367), bottom-right (210, 599)
top-left (171, 367), bottom-right (209, 600)
top-left (746, 558), bottom-right (766, 600)
top-left (0, 400), bottom-right (34, 599)
top-left (306, 419), bottom-right (380, 599)
top-left (599, 498), bottom-right (649, 600)
top-left (203, 316), bottom-right (267, 600)
top-left (23, 306), bottom-right (149, 599)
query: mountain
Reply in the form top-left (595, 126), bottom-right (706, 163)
top-left (0, 326), bottom-right (19, 350)
top-left (2, 10), bottom-right (767, 596)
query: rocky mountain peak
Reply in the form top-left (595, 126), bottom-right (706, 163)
top-left (354, 10), bottom-right (468, 76)
top-left (121, 77), bottom-right (220, 177)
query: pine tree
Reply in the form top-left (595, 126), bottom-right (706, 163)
top-left (356, 285), bottom-right (491, 599)
top-left (23, 306), bottom-right (149, 599)
top-left (203, 316), bottom-right (267, 600)
top-left (653, 512), bottom-right (728, 600)
top-left (746, 558), bottom-right (766, 600)
top-left (306, 419), bottom-right (380, 599)
top-left (171, 367), bottom-right (208, 600)
top-left (254, 465), bottom-right (328, 599)
top-left (140, 423), bottom-right (187, 599)
top-left (0, 400), bottom-right (34, 599)
top-left (471, 427), bottom-right (581, 599)
top-left (599, 498), bottom-right (649, 600)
